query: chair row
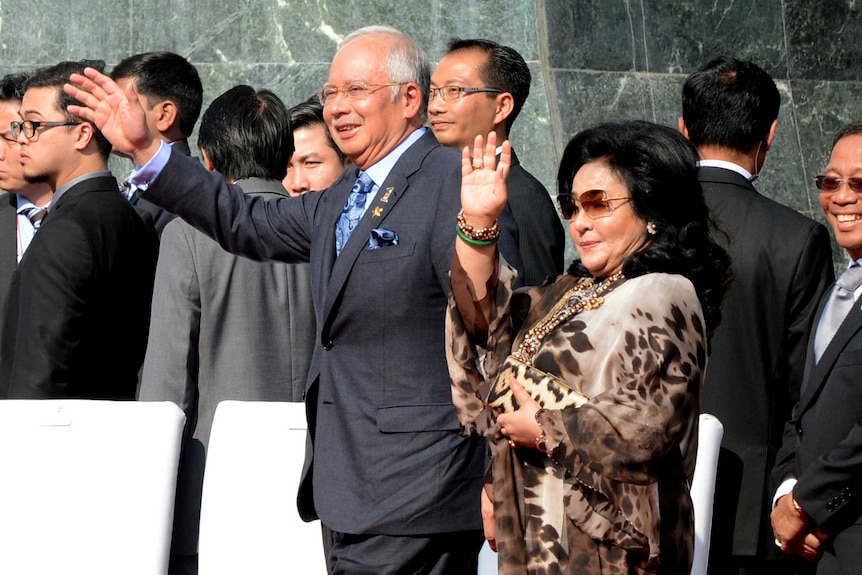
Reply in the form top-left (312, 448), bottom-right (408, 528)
top-left (0, 399), bottom-right (722, 575)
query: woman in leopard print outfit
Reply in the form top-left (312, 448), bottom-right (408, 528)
top-left (447, 122), bottom-right (731, 574)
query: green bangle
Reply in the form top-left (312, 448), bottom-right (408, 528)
top-left (456, 226), bottom-right (498, 247)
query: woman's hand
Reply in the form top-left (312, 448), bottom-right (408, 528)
top-left (460, 132), bottom-right (511, 227)
top-left (481, 486), bottom-right (497, 552)
top-left (496, 379), bottom-right (542, 447)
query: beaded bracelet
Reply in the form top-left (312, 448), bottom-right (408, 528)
top-left (456, 209), bottom-right (500, 242)
top-left (456, 226), bottom-right (498, 247)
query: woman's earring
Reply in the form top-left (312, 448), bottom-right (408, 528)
top-left (646, 222), bottom-right (657, 235)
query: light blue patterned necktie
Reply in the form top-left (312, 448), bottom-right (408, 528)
top-left (814, 264), bottom-right (862, 361)
top-left (335, 171), bottom-right (374, 256)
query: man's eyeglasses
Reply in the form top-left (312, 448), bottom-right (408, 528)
top-left (814, 175), bottom-right (862, 194)
top-left (428, 86), bottom-right (503, 102)
top-left (11, 120), bottom-right (81, 140)
top-left (317, 82), bottom-right (406, 106)
top-left (557, 190), bottom-right (632, 220)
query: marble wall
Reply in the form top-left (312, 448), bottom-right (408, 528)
top-left (1, 0), bottom-right (859, 265)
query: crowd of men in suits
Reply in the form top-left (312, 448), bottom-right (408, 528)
top-left (0, 23), bottom-right (859, 575)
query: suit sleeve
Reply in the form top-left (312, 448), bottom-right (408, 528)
top-left (139, 220), bottom-right (201, 441)
top-left (140, 150), bottom-right (317, 264)
top-left (793, 414), bottom-right (862, 531)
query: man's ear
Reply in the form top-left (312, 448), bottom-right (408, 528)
top-left (72, 121), bottom-right (95, 151)
top-left (764, 119), bottom-right (779, 152)
top-left (153, 100), bottom-right (179, 133)
top-left (494, 93), bottom-right (515, 127)
top-left (401, 82), bottom-right (423, 120)
top-left (678, 117), bottom-right (690, 139)
top-left (200, 147), bottom-right (215, 172)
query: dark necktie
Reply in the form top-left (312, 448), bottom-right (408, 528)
top-left (20, 207), bottom-right (46, 232)
top-left (814, 264), bottom-right (862, 361)
top-left (335, 171), bottom-right (374, 256)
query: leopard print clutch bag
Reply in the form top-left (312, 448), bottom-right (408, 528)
top-left (486, 355), bottom-right (589, 414)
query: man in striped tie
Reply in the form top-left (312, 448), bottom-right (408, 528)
top-left (0, 60), bottom-right (158, 400)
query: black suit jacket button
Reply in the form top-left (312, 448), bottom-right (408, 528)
top-left (323, 339), bottom-right (333, 350)
top-left (795, 423), bottom-right (803, 437)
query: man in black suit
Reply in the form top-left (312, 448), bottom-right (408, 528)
top-left (111, 52), bottom-right (203, 236)
top-left (0, 60), bottom-right (157, 399)
top-left (67, 26), bottom-right (523, 574)
top-left (679, 56), bottom-right (834, 575)
top-left (0, 73), bottom-right (53, 315)
top-left (772, 121), bottom-right (862, 574)
top-left (430, 38), bottom-right (564, 285)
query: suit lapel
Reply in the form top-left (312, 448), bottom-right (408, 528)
top-left (798, 291), bottom-right (862, 413)
top-left (320, 131), bottom-right (434, 325)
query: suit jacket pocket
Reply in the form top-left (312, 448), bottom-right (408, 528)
top-left (356, 240), bottom-right (415, 263)
top-left (377, 403), bottom-right (460, 433)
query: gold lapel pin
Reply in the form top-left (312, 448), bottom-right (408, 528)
top-left (371, 206), bottom-right (384, 218)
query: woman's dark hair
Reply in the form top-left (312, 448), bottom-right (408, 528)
top-left (557, 120), bottom-right (732, 338)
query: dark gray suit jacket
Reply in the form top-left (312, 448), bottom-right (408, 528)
top-left (699, 166), bottom-right (833, 560)
top-left (0, 175), bottom-right (158, 398)
top-left (773, 284), bottom-right (862, 574)
top-left (141, 130), bottom-right (521, 535)
top-left (139, 177), bottom-right (316, 557)
top-left (506, 149), bottom-right (564, 286)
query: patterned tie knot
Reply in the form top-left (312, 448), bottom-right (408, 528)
top-left (20, 206), bottom-right (47, 231)
top-left (353, 171), bottom-right (374, 196)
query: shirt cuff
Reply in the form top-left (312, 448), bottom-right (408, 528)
top-left (129, 140), bottom-right (170, 191)
top-left (773, 477), bottom-right (797, 509)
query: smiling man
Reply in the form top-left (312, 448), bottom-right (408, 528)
top-left (772, 121), bottom-right (862, 575)
top-left (66, 26), bottom-right (523, 574)
top-left (0, 60), bottom-right (157, 400)
top-left (430, 38), bottom-right (563, 285)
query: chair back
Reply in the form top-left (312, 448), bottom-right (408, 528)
top-left (0, 399), bottom-right (185, 575)
top-left (691, 413), bottom-right (724, 575)
top-left (197, 400), bottom-right (325, 575)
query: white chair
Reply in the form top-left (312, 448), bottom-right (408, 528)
top-left (478, 539), bottom-right (497, 574)
top-left (0, 399), bottom-right (185, 575)
top-left (691, 413), bottom-right (724, 575)
top-left (197, 401), bottom-right (326, 575)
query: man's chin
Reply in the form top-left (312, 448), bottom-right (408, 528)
top-left (23, 172), bottom-right (49, 185)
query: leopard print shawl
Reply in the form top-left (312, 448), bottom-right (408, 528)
top-left (447, 262), bottom-right (705, 574)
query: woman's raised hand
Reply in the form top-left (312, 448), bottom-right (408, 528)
top-left (460, 132), bottom-right (511, 226)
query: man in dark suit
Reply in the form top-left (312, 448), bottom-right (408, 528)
top-left (140, 85), bottom-right (319, 575)
top-left (430, 38), bottom-right (564, 286)
top-left (67, 26), bottom-right (523, 574)
top-left (772, 121), bottom-right (862, 574)
top-left (0, 60), bottom-right (157, 399)
top-left (679, 56), bottom-right (835, 575)
top-left (111, 52), bottom-right (203, 236)
top-left (0, 73), bottom-right (54, 315)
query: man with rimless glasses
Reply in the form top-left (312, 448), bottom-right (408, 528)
top-left (679, 56), bottom-right (834, 575)
top-left (772, 121), bottom-right (862, 574)
top-left (430, 39), bottom-right (564, 286)
top-left (0, 60), bottom-right (157, 401)
top-left (65, 27), bottom-right (523, 574)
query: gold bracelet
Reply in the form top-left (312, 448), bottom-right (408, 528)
top-left (456, 210), bottom-right (500, 241)
top-left (791, 495), bottom-right (804, 515)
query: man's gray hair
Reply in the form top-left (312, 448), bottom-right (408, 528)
top-left (339, 26), bottom-right (430, 120)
